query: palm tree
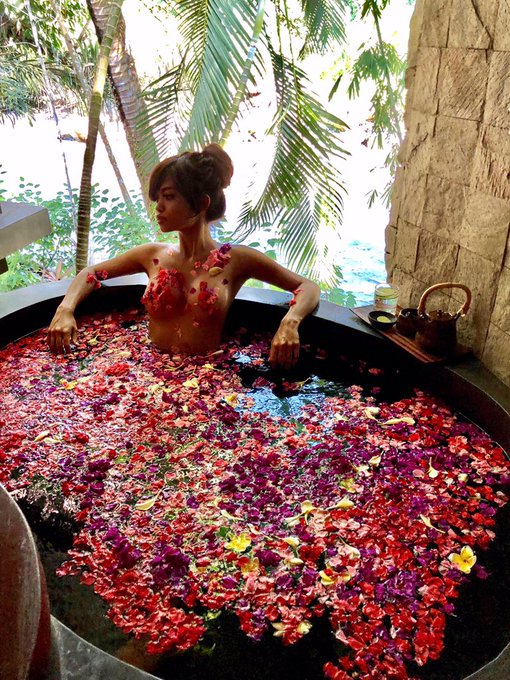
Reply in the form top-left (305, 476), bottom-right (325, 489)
top-left (0, 0), bottom-right (86, 123)
top-left (95, 0), bottom-right (351, 283)
top-left (152, 0), bottom-right (349, 280)
top-left (48, 0), bottom-right (137, 218)
top-left (86, 0), bottom-right (159, 213)
top-left (76, 0), bottom-right (124, 271)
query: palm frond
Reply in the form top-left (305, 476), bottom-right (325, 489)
top-left (174, 0), bottom-right (262, 150)
top-left (139, 63), bottom-right (189, 161)
top-left (235, 44), bottom-right (348, 282)
top-left (278, 187), bottom-right (342, 284)
top-left (278, 196), bottom-right (320, 274)
top-left (346, 41), bottom-right (405, 145)
top-left (297, 0), bottom-right (348, 58)
top-left (347, 43), bottom-right (398, 98)
top-left (360, 0), bottom-right (391, 21)
top-left (0, 48), bottom-right (81, 121)
top-left (219, 0), bottom-right (267, 144)
top-left (140, 0), bottom-right (264, 154)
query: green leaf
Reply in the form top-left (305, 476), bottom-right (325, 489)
top-left (235, 45), bottom-right (347, 280)
top-left (297, 0), bottom-right (348, 58)
top-left (177, 0), bottom-right (263, 150)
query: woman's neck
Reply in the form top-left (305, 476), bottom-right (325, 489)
top-left (178, 222), bottom-right (216, 263)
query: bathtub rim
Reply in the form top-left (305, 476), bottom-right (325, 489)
top-left (1, 276), bottom-right (510, 680)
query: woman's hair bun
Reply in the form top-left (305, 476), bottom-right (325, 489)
top-left (202, 143), bottom-right (234, 189)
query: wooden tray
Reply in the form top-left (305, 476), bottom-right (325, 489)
top-left (351, 305), bottom-right (471, 364)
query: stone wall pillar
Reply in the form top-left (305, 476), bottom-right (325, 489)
top-left (388, 0), bottom-right (510, 386)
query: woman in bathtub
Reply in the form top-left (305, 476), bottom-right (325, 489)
top-left (47, 144), bottom-right (320, 369)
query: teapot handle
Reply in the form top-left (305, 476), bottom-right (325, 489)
top-left (418, 282), bottom-right (472, 318)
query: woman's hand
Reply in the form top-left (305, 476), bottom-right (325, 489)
top-left (45, 245), bottom-right (154, 355)
top-left (269, 318), bottom-right (300, 370)
top-left (229, 247), bottom-right (320, 369)
top-left (47, 306), bottom-right (78, 354)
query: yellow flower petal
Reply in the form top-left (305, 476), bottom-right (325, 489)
top-left (364, 407), bottom-right (380, 419)
top-left (282, 536), bottom-right (300, 547)
top-left (225, 532), bottom-right (251, 553)
top-left (368, 455), bottom-right (382, 466)
top-left (319, 570), bottom-right (337, 586)
top-left (272, 622), bottom-right (285, 637)
top-left (383, 416), bottom-right (415, 425)
top-left (208, 266), bottom-right (223, 277)
top-left (339, 478), bottom-right (356, 491)
top-left (285, 515), bottom-right (301, 527)
top-left (449, 545), bottom-right (476, 573)
top-left (220, 508), bottom-right (237, 520)
top-left (419, 515), bottom-right (445, 533)
top-left (272, 620), bottom-right (312, 637)
top-left (135, 496), bottom-right (159, 511)
top-left (224, 394), bottom-right (239, 407)
top-left (183, 377), bottom-right (199, 388)
top-left (34, 430), bottom-right (51, 442)
top-left (297, 621), bottom-right (312, 635)
top-left (334, 497), bottom-right (355, 509)
top-left (428, 458), bottom-right (440, 479)
top-left (285, 556), bottom-right (304, 566)
top-left (240, 557), bottom-right (259, 575)
top-left (355, 464), bottom-right (370, 476)
top-left (460, 545), bottom-right (476, 562)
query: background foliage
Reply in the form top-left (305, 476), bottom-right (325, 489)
top-left (0, 0), bottom-right (412, 305)
top-left (0, 170), bottom-right (356, 304)
top-left (0, 173), bottom-right (155, 291)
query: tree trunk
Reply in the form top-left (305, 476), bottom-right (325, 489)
top-left (76, 0), bottom-right (124, 271)
top-left (87, 0), bottom-right (160, 214)
top-left (48, 0), bottom-right (137, 219)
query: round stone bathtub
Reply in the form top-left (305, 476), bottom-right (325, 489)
top-left (1, 275), bottom-right (509, 680)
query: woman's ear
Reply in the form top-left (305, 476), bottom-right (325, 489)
top-left (198, 194), bottom-right (211, 214)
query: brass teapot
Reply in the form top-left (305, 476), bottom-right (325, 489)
top-left (415, 282), bottom-right (472, 356)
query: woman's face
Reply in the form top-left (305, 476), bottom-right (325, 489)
top-left (155, 179), bottom-right (198, 232)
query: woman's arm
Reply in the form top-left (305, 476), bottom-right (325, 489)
top-left (233, 246), bottom-right (321, 369)
top-left (47, 243), bottom-right (157, 354)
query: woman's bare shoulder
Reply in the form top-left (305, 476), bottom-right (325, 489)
top-left (228, 243), bottom-right (262, 261)
top-left (224, 243), bottom-right (260, 273)
top-left (143, 242), bottom-right (172, 254)
top-left (126, 242), bottom-right (172, 261)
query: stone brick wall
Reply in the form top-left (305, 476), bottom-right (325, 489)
top-left (388, 0), bottom-right (510, 386)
